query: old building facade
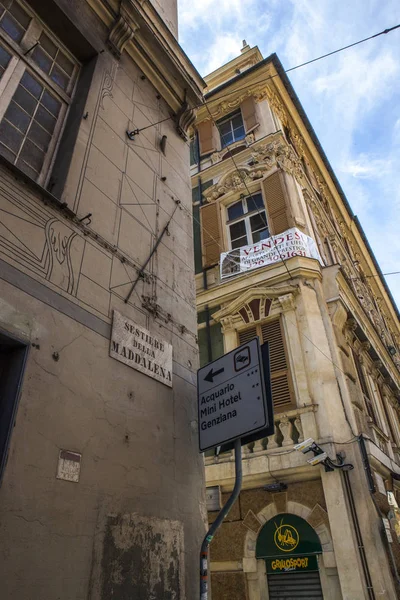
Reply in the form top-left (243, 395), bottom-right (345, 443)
top-left (0, 0), bottom-right (205, 598)
top-left (192, 43), bottom-right (400, 599)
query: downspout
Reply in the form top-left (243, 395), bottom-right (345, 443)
top-left (342, 468), bottom-right (376, 600)
top-left (359, 436), bottom-right (400, 588)
top-left (205, 305), bottom-right (212, 363)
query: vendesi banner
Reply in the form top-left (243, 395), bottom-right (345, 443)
top-left (220, 227), bottom-right (322, 280)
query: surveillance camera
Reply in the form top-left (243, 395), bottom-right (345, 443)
top-left (307, 452), bottom-right (328, 466)
top-left (294, 438), bottom-right (315, 454)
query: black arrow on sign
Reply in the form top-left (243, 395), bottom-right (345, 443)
top-left (204, 367), bottom-right (225, 383)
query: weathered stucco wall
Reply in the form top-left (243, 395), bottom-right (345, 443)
top-left (0, 27), bottom-right (205, 600)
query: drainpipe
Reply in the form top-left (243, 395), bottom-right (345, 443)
top-left (342, 467), bottom-right (375, 600)
top-left (359, 436), bottom-right (400, 588)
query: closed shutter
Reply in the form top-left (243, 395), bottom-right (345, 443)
top-left (268, 572), bottom-right (323, 599)
top-left (200, 202), bottom-right (221, 267)
top-left (261, 319), bottom-right (294, 411)
top-left (262, 171), bottom-right (291, 235)
top-left (238, 326), bottom-right (257, 345)
top-left (241, 96), bottom-right (259, 133)
top-left (197, 120), bottom-right (216, 156)
top-left (238, 320), bottom-right (294, 412)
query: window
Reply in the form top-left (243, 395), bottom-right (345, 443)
top-left (218, 110), bottom-right (245, 148)
top-left (352, 349), bottom-right (379, 426)
top-left (0, 329), bottom-right (29, 484)
top-left (0, 0), bottom-right (79, 184)
top-left (227, 193), bottom-right (269, 249)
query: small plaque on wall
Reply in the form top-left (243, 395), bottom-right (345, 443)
top-left (206, 486), bottom-right (221, 511)
top-left (110, 310), bottom-right (173, 387)
top-left (56, 450), bottom-right (81, 483)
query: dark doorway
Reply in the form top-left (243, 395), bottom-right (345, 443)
top-left (0, 330), bottom-right (29, 484)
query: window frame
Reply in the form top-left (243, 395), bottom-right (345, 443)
top-left (217, 109), bottom-right (246, 149)
top-left (226, 192), bottom-right (269, 250)
top-left (0, 0), bottom-right (80, 186)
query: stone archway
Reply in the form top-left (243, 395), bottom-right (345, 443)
top-left (242, 499), bottom-right (338, 600)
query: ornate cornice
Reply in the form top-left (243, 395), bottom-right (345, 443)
top-left (203, 139), bottom-right (305, 202)
top-left (108, 7), bottom-right (139, 57)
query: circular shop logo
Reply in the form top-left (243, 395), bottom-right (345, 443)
top-left (274, 521), bottom-right (300, 552)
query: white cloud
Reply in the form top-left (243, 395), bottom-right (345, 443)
top-left (340, 155), bottom-right (393, 179)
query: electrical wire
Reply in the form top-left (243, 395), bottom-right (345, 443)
top-left (133, 24), bottom-right (400, 135)
top-left (204, 101), bottom-right (294, 279)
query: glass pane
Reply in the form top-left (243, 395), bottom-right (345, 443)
top-left (9, 1), bottom-right (30, 28)
top-left (230, 220), bottom-right (247, 241)
top-left (50, 63), bottom-right (69, 89)
top-left (0, 44), bottom-right (11, 69)
top-left (252, 228), bottom-right (269, 243)
top-left (0, 1), bottom-right (13, 10)
top-left (20, 71), bottom-right (43, 98)
top-left (219, 120), bottom-right (231, 135)
top-left (247, 194), bottom-right (264, 213)
top-left (221, 130), bottom-right (233, 147)
top-left (13, 84), bottom-right (37, 115)
top-left (0, 13), bottom-right (24, 41)
top-left (28, 121), bottom-right (51, 151)
top-left (250, 212), bottom-right (268, 233)
top-left (231, 235), bottom-right (247, 250)
top-left (31, 45), bottom-right (52, 74)
top-left (41, 90), bottom-right (61, 117)
top-left (16, 157), bottom-right (38, 179)
top-left (0, 142), bottom-right (16, 163)
top-left (34, 105), bottom-right (56, 133)
top-left (19, 138), bottom-right (44, 171)
top-left (227, 201), bottom-right (244, 221)
top-left (39, 32), bottom-right (57, 58)
top-left (4, 100), bottom-right (31, 133)
top-left (232, 124), bottom-right (245, 140)
top-left (231, 113), bottom-right (243, 128)
top-left (0, 119), bottom-right (23, 152)
top-left (56, 50), bottom-right (74, 76)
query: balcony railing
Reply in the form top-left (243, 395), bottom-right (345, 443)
top-left (205, 405), bottom-right (317, 465)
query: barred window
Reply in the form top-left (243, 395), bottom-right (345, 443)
top-left (0, 0), bottom-right (79, 184)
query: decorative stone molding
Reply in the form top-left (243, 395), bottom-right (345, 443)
top-left (278, 293), bottom-right (296, 313)
top-left (108, 2), bottom-right (139, 57)
top-left (175, 102), bottom-right (195, 141)
top-left (210, 133), bottom-right (255, 165)
top-left (203, 140), bottom-right (305, 202)
top-left (213, 285), bottom-right (299, 329)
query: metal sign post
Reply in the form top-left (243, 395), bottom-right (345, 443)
top-left (197, 338), bottom-right (273, 600)
top-left (200, 438), bottom-right (242, 600)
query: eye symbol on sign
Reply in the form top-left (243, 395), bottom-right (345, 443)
top-left (234, 346), bottom-right (250, 371)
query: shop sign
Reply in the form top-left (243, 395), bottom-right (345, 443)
top-left (256, 513), bottom-right (322, 560)
top-left (266, 555), bottom-right (319, 574)
top-left (110, 310), bottom-right (172, 387)
top-left (220, 227), bottom-right (322, 280)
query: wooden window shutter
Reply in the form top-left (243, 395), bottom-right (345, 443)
top-left (241, 96), bottom-right (259, 133)
top-left (261, 171), bottom-right (292, 235)
top-left (261, 319), bottom-right (294, 412)
top-left (200, 202), bottom-right (221, 267)
top-left (197, 120), bottom-right (216, 156)
top-left (238, 326), bottom-right (257, 345)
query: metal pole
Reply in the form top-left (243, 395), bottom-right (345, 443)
top-left (200, 438), bottom-right (242, 600)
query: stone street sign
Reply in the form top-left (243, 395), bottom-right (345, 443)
top-left (197, 337), bottom-right (268, 452)
top-left (110, 310), bottom-right (172, 387)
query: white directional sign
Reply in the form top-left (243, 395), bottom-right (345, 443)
top-left (197, 338), bottom-right (268, 452)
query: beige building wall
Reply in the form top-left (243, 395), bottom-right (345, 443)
top-left (0, 0), bottom-right (205, 598)
top-left (192, 44), bottom-right (400, 600)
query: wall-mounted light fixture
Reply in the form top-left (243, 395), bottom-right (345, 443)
top-left (294, 438), bottom-right (353, 472)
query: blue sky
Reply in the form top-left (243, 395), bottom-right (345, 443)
top-left (178, 0), bottom-right (400, 309)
